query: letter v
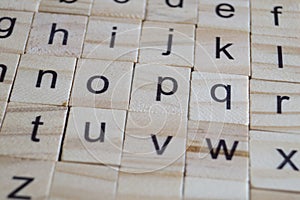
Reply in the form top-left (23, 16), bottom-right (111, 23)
top-left (151, 134), bottom-right (173, 155)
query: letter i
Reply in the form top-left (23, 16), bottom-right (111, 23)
top-left (110, 26), bottom-right (117, 48)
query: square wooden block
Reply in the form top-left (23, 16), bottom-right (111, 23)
top-left (198, 0), bottom-right (249, 31)
top-left (194, 27), bottom-right (250, 76)
top-left (0, 156), bottom-right (54, 200)
top-left (139, 21), bottom-right (195, 67)
top-left (50, 162), bottom-right (118, 200)
top-left (26, 13), bottom-right (87, 57)
top-left (92, 0), bottom-right (146, 19)
top-left (0, 10), bottom-right (33, 54)
top-left (129, 63), bottom-right (191, 115)
top-left (117, 169), bottom-right (183, 200)
top-left (250, 130), bottom-right (300, 192)
top-left (250, 79), bottom-right (300, 134)
top-left (39, 0), bottom-right (93, 16)
top-left (186, 121), bottom-right (248, 181)
top-left (146, 0), bottom-right (198, 24)
top-left (11, 54), bottom-right (76, 106)
top-left (252, 34), bottom-right (300, 83)
top-left (0, 0), bottom-right (39, 11)
top-left (189, 72), bottom-right (249, 125)
top-left (62, 107), bottom-right (127, 166)
top-left (0, 102), bottom-right (67, 160)
top-left (251, 0), bottom-right (300, 38)
top-left (0, 53), bottom-right (19, 102)
top-left (251, 189), bottom-right (300, 200)
top-left (82, 17), bottom-right (141, 62)
top-left (71, 59), bottom-right (133, 110)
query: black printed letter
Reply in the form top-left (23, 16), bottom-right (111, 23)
top-left (7, 176), bottom-right (34, 200)
top-left (271, 6), bottom-right (283, 26)
top-left (277, 95), bottom-right (290, 114)
top-left (36, 70), bottom-right (57, 89)
top-left (215, 3), bottom-right (235, 18)
top-left (211, 84), bottom-right (231, 110)
top-left (0, 64), bottom-right (7, 82)
top-left (31, 116), bottom-right (44, 142)
top-left (48, 23), bottom-right (69, 45)
top-left (84, 122), bottom-right (106, 143)
top-left (151, 135), bottom-right (173, 155)
top-left (206, 138), bottom-right (239, 160)
top-left (216, 37), bottom-right (234, 60)
top-left (156, 76), bottom-right (178, 101)
top-left (87, 75), bottom-right (109, 94)
top-left (0, 17), bottom-right (16, 38)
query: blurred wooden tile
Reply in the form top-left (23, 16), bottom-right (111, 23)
top-left (194, 27), bottom-right (250, 76)
top-left (70, 59), bottom-right (133, 110)
top-left (0, 53), bottom-right (19, 102)
top-left (250, 79), bottom-right (300, 133)
top-left (117, 169), bottom-right (183, 200)
top-left (0, 156), bottom-right (54, 200)
top-left (189, 72), bottom-right (249, 125)
top-left (0, 0), bottom-right (39, 11)
top-left (62, 107), bottom-right (126, 165)
top-left (0, 10), bottom-right (33, 54)
top-left (39, 0), bottom-right (93, 16)
top-left (0, 102), bottom-right (67, 160)
top-left (11, 54), bottom-right (76, 106)
top-left (92, 0), bottom-right (146, 19)
top-left (252, 34), bottom-right (300, 83)
top-left (146, 0), bottom-right (198, 24)
top-left (198, 0), bottom-right (249, 31)
top-left (250, 130), bottom-right (300, 192)
top-left (129, 63), bottom-right (190, 115)
top-left (184, 177), bottom-right (248, 200)
top-left (139, 21), bottom-right (195, 67)
top-left (251, 0), bottom-right (300, 38)
top-left (26, 13), bottom-right (87, 57)
top-left (251, 189), bottom-right (300, 200)
top-left (50, 162), bottom-right (118, 200)
top-left (82, 17), bottom-right (141, 62)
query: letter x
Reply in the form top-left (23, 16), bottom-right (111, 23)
top-left (276, 149), bottom-right (299, 171)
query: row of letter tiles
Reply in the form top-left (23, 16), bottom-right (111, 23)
top-left (0, 11), bottom-right (251, 74)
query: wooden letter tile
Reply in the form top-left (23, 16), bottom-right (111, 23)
top-left (0, 0), bottom-right (39, 12)
top-left (184, 121), bottom-right (249, 200)
top-left (251, 189), bottom-right (300, 200)
top-left (0, 156), bottom-right (54, 200)
top-left (92, 0), bottom-right (146, 19)
top-left (250, 130), bottom-right (300, 192)
top-left (250, 79), bottom-right (300, 134)
top-left (50, 162), bottom-right (118, 200)
top-left (39, 0), bottom-right (93, 16)
top-left (0, 102), bottom-right (67, 161)
top-left (198, 0), bottom-right (250, 31)
top-left (194, 27), bottom-right (250, 76)
top-left (82, 17), bottom-right (141, 62)
top-left (252, 34), bottom-right (300, 83)
top-left (71, 59), bottom-right (133, 110)
top-left (62, 107), bottom-right (126, 166)
top-left (26, 13), bottom-right (87, 57)
top-left (139, 21), bottom-right (195, 67)
top-left (146, 0), bottom-right (198, 24)
top-left (189, 72), bottom-right (249, 125)
top-left (11, 54), bottom-right (76, 106)
top-left (0, 10), bottom-right (33, 54)
top-left (129, 63), bottom-right (190, 115)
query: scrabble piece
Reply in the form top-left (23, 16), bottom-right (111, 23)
top-left (250, 79), bottom-right (300, 134)
top-left (139, 21), bottom-right (195, 67)
top-left (252, 34), bottom-right (300, 83)
top-left (250, 130), bottom-right (300, 192)
top-left (146, 0), bottom-right (198, 24)
top-left (198, 0), bottom-right (250, 31)
top-left (0, 53), bottom-right (19, 103)
top-left (129, 63), bottom-right (191, 115)
top-left (0, 0), bottom-right (40, 12)
top-left (251, 189), bottom-right (300, 200)
top-left (26, 13), bottom-right (87, 57)
top-left (117, 169), bottom-right (183, 200)
top-left (62, 107), bottom-right (126, 165)
top-left (194, 27), bottom-right (250, 76)
top-left (91, 0), bottom-right (146, 19)
top-left (50, 162), bottom-right (118, 200)
top-left (0, 10), bottom-right (33, 54)
top-left (82, 17), bottom-right (141, 62)
top-left (39, 0), bottom-right (93, 16)
top-left (70, 59), bottom-right (134, 110)
top-left (184, 121), bottom-right (249, 200)
top-left (251, 0), bottom-right (300, 38)
top-left (189, 72), bottom-right (249, 125)
top-left (10, 54), bottom-right (76, 106)
top-left (0, 102), bottom-right (67, 160)
top-left (0, 156), bottom-right (54, 200)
